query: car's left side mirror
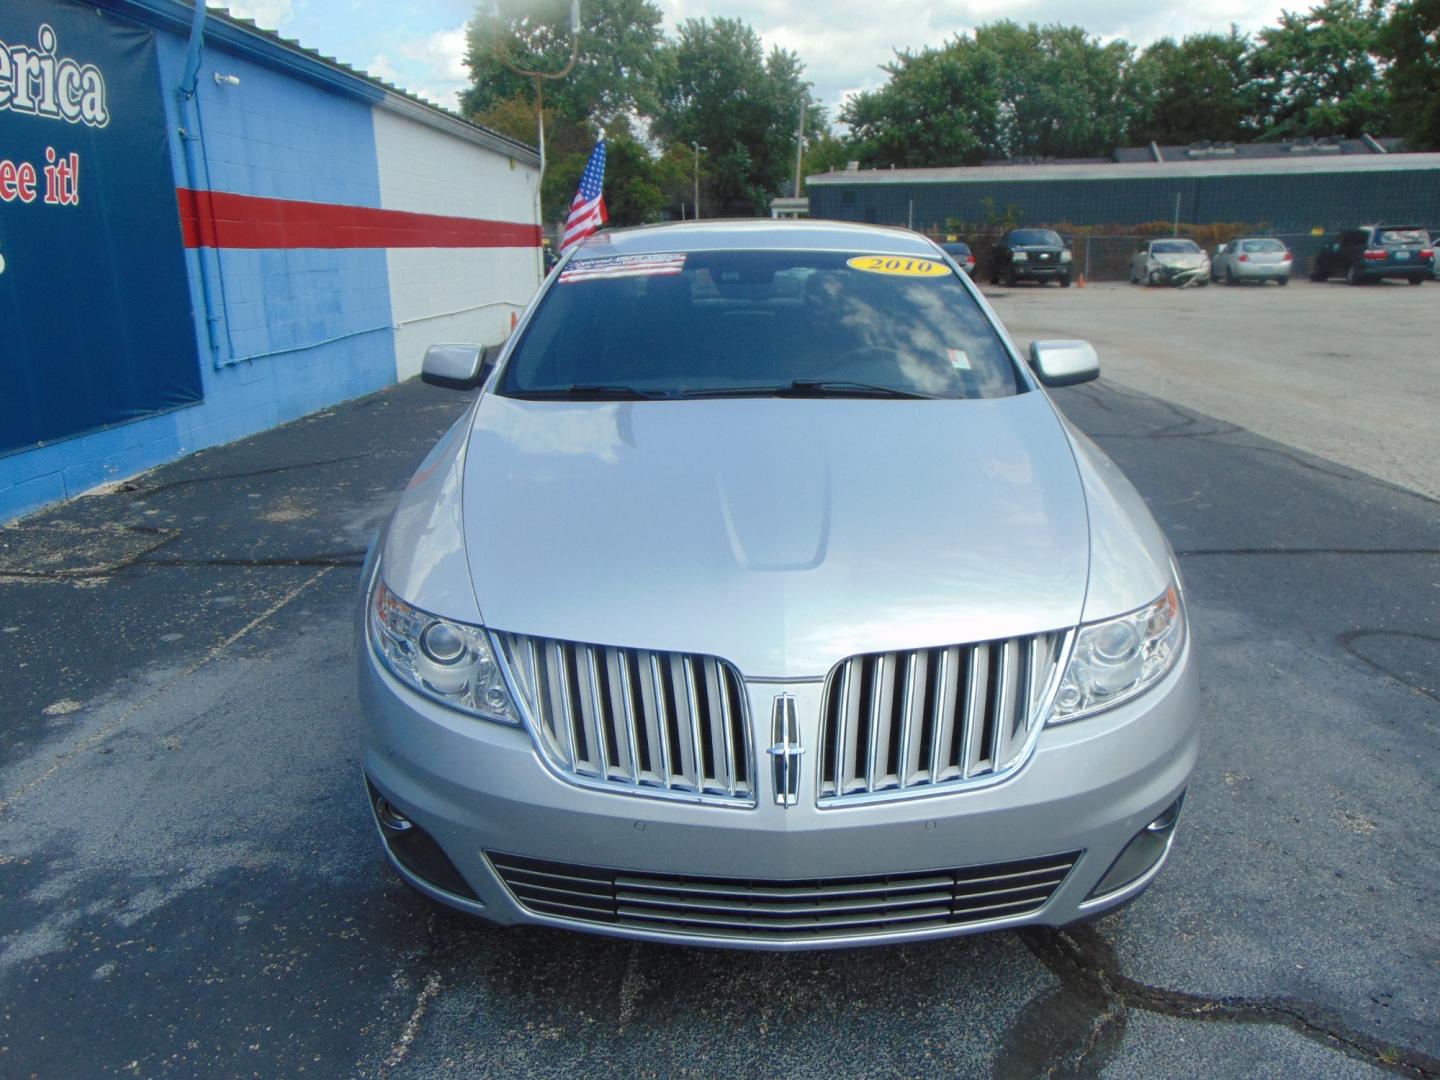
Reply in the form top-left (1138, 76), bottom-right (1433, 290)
top-left (421, 344), bottom-right (489, 391)
top-left (1029, 340), bottom-right (1099, 388)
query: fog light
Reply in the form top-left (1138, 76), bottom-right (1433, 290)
top-left (1088, 791), bottom-right (1185, 899)
top-left (374, 795), bottom-right (414, 833)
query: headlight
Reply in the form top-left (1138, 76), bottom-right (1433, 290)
top-left (1060, 250), bottom-right (1073, 263)
top-left (1049, 584), bottom-right (1185, 724)
top-left (367, 578), bottom-right (518, 724)
top-left (1013, 251), bottom-right (1029, 262)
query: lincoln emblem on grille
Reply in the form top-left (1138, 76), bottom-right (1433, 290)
top-left (768, 694), bottom-right (803, 806)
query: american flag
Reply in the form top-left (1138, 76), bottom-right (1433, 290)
top-left (560, 140), bottom-right (608, 252)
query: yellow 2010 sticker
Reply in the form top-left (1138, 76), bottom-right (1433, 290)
top-left (846, 255), bottom-right (950, 277)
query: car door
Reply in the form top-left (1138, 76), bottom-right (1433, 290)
top-left (1338, 229), bottom-right (1367, 270)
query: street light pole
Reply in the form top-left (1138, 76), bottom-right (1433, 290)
top-left (692, 141), bottom-right (707, 219)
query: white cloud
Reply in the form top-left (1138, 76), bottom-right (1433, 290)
top-left (364, 24), bottom-right (469, 110)
top-left (217, 0), bottom-right (295, 30)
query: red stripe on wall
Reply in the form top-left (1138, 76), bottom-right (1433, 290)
top-left (176, 188), bottom-right (541, 249)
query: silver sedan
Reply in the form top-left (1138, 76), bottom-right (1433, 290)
top-left (358, 221), bottom-right (1198, 950)
top-left (1211, 238), bottom-right (1293, 286)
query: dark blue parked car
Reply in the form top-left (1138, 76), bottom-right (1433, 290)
top-left (1310, 225), bottom-right (1434, 285)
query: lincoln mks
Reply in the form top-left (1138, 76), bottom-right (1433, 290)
top-left (358, 220), bottom-right (1198, 949)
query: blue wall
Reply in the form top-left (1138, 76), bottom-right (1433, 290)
top-left (0, 7), bottom-right (398, 523)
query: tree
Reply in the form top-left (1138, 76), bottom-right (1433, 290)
top-left (1126, 30), bottom-right (1255, 145)
top-left (653, 18), bottom-right (826, 214)
top-left (1248, 0), bottom-right (1391, 138)
top-left (841, 23), bottom-right (1132, 166)
top-left (1378, 0), bottom-right (1440, 150)
top-left (841, 41), bottom-right (1002, 167)
top-left (461, 0), bottom-right (665, 127)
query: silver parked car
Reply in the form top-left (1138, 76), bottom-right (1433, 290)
top-left (359, 220), bottom-right (1199, 950)
top-left (1130, 238), bottom-right (1210, 287)
top-left (1211, 238), bottom-right (1293, 286)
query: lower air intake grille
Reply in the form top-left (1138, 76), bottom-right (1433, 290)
top-left (818, 633), bottom-right (1069, 803)
top-left (488, 851), bottom-right (1080, 942)
top-left (498, 634), bottom-right (753, 804)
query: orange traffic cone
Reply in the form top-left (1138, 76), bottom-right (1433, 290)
top-left (1077, 274), bottom-right (1087, 288)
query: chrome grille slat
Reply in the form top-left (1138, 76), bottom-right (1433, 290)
top-left (490, 851), bottom-right (1081, 941)
top-left (498, 634), bottom-right (753, 804)
top-left (819, 632), bottom-right (1069, 803)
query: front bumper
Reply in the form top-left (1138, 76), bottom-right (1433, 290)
top-left (357, 629), bottom-right (1199, 950)
top-left (1009, 260), bottom-right (1068, 279)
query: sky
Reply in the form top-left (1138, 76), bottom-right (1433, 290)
top-left (219, 0), bottom-right (1296, 124)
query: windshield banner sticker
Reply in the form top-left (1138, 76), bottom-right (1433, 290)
top-left (847, 255), bottom-right (949, 277)
top-left (560, 253), bottom-right (686, 284)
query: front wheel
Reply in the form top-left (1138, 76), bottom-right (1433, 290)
top-left (1407, 276), bottom-right (1424, 286)
top-left (1310, 265), bottom-right (1329, 282)
top-left (1059, 275), bottom-right (1071, 287)
top-left (1148, 269), bottom-right (1164, 287)
top-left (1277, 276), bottom-right (1289, 286)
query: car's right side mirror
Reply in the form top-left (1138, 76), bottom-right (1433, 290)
top-left (1029, 340), bottom-right (1100, 388)
top-left (421, 344), bottom-right (489, 390)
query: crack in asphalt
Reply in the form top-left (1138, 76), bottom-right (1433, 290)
top-left (1020, 928), bottom-right (1440, 1078)
top-left (1336, 629), bottom-right (1440, 704)
top-left (119, 453), bottom-right (372, 497)
top-left (1065, 383), bottom-right (1440, 508)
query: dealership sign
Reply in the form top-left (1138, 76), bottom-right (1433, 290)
top-left (0, 0), bottom-right (201, 457)
top-left (0, 23), bottom-right (110, 127)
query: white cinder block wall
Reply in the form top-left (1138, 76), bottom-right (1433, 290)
top-left (374, 109), bottom-right (543, 380)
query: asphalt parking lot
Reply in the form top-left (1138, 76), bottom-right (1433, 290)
top-left (1, 284), bottom-right (1437, 1078)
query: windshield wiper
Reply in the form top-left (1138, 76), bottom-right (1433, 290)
top-left (679, 380), bottom-right (934, 400)
top-left (512, 384), bottom-right (672, 400)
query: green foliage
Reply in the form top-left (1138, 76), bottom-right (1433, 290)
top-left (1248, 0), bottom-right (1390, 138)
top-left (1379, 0), bottom-right (1440, 150)
top-left (456, 0), bottom-right (1425, 222)
top-left (653, 18), bottom-right (825, 213)
top-left (842, 22), bottom-right (1131, 165)
top-left (461, 0), bottom-right (664, 126)
top-left (1126, 30), bottom-right (1255, 145)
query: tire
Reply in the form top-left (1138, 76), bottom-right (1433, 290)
top-left (1407, 276), bottom-right (1424, 286)
top-left (1310, 264), bottom-right (1328, 282)
top-left (990, 271), bottom-right (1000, 285)
top-left (1059, 275), bottom-right (1071, 287)
top-left (1148, 269), bottom-right (1163, 287)
top-left (1346, 263), bottom-right (1364, 286)
top-left (1006, 270), bottom-right (1019, 287)
top-left (1277, 277), bottom-right (1289, 286)
top-left (1225, 267), bottom-right (1236, 286)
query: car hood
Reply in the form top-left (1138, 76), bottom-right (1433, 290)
top-left (457, 391), bottom-right (1089, 678)
top-left (1152, 252), bottom-right (1206, 269)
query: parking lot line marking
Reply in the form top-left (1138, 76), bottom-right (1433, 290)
top-left (0, 566), bottom-right (334, 818)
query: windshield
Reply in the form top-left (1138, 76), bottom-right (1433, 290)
top-left (941, 242), bottom-right (971, 255)
top-left (1241, 239), bottom-right (1285, 253)
top-left (1374, 228), bottom-right (1426, 246)
top-left (1010, 230), bottom-right (1063, 247)
top-left (1152, 240), bottom-right (1201, 254)
top-left (500, 249), bottom-right (1022, 400)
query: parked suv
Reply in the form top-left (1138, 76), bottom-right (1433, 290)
top-left (991, 229), bottom-right (1072, 286)
top-left (1310, 225), bottom-right (1433, 285)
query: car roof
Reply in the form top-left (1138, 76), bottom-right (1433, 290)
top-left (571, 219), bottom-right (940, 259)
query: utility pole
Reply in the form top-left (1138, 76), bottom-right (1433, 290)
top-left (491, 0), bottom-right (581, 274)
top-left (793, 99), bottom-right (806, 199)
top-left (692, 141), bottom-right (707, 219)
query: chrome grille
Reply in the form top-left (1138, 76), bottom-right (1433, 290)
top-left (498, 635), bottom-right (753, 803)
top-left (819, 633), bottom-right (1069, 802)
top-left (489, 851), bottom-right (1080, 941)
